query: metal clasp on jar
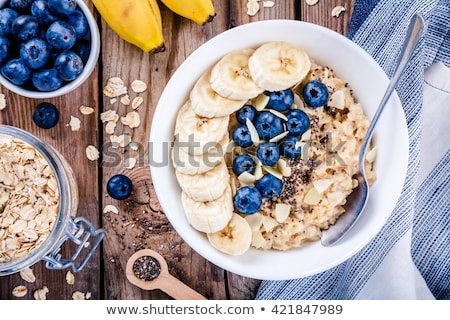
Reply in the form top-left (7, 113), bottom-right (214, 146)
top-left (42, 217), bottom-right (105, 272)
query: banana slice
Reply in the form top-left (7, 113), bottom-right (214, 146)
top-left (175, 100), bottom-right (229, 155)
top-left (172, 133), bottom-right (229, 175)
top-left (248, 41), bottom-right (311, 91)
top-left (210, 49), bottom-right (264, 101)
top-left (207, 213), bottom-right (252, 255)
top-left (175, 159), bottom-right (230, 202)
top-left (181, 185), bottom-right (233, 234)
top-left (190, 69), bottom-right (247, 118)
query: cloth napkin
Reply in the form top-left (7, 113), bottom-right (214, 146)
top-left (256, 0), bottom-right (449, 300)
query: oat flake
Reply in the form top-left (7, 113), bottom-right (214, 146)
top-left (68, 116), bottom-right (81, 131)
top-left (332, 5), bottom-right (346, 17)
top-left (86, 145), bottom-right (100, 161)
top-left (12, 285), bottom-right (28, 297)
top-left (0, 94), bottom-right (6, 110)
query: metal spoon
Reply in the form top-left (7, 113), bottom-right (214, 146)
top-left (321, 14), bottom-right (425, 246)
top-left (126, 248), bottom-right (207, 300)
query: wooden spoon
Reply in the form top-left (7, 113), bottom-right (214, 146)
top-left (126, 248), bottom-right (207, 300)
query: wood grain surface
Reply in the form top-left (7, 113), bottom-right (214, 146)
top-left (0, 0), bottom-right (354, 300)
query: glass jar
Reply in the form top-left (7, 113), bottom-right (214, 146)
top-left (0, 125), bottom-right (104, 276)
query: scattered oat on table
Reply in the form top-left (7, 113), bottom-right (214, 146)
top-left (12, 285), bottom-right (28, 298)
top-left (130, 80), bottom-right (147, 93)
top-left (33, 286), bottom-right (49, 300)
top-left (247, 0), bottom-right (260, 16)
top-left (131, 96), bottom-right (144, 110)
top-left (121, 111), bottom-right (141, 128)
top-left (332, 5), bottom-right (346, 17)
top-left (103, 204), bottom-right (119, 214)
top-left (124, 157), bottom-right (137, 170)
top-left (120, 94), bottom-right (131, 106)
top-left (306, 0), bottom-right (319, 6)
top-left (103, 77), bottom-right (128, 98)
top-left (79, 105), bottom-right (94, 115)
top-left (86, 145), bottom-right (100, 161)
top-left (68, 116), bottom-right (81, 131)
top-left (19, 267), bottom-right (36, 283)
top-left (263, 1), bottom-right (275, 8)
top-left (66, 270), bottom-right (75, 285)
top-left (72, 291), bottom-right (85, 300)
top-left (0, 94), bottom-right (6, 110)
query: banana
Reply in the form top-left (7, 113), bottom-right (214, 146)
top-left (174, 100), bottom-right (229, 155)
top-left (172, 133), bottom-right (229, 175)
top-left (160, 0), bottom-right (216, 25)
top-left (207, 213), bottom-right (252, 255)
top-left (175, 159), bottom-right (230, 202)
top-left (181, 185), bottom-right (233, 233)
top-left (210, 49), bottom-right (264, 101)
top-left (190, 69), bottom-right (247, 118)
top-left (248, 41), bottom-right (311, 91)
top-left (92, 0), bottom-right (165, 53)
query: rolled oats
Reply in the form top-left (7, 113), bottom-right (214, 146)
top-left (68, 116), bottom-right (81, 131)
top-left (79, 105), bottom-right (94, 115)
top-left (33, 286), bottom-right (49, 300)
top-left (66, 270), bottom-right (75, 285)
top-left (305, 0), bottom-right (319, 5)
top-left (0, 136), bottom-right (59, 263)
top-left (12, 285), bottom-right (28, 297)
top-left (0, 94), bottom-right (6, 110)
top-left (72, 291), bottom-right (85, 300)
top-left (86, 145), bottom-right (100, 161)
top-left (124, 157), bottom-right (137, 169)
top-left (131, 96), bottom-right (144, 110)
top-left (332, 5), bottom-right (346, 17)
top-left (247, 0), bottom-right (260, 16)
top-left (100, 110), bottom-right (119, 123)
top-left (103, 77), bottom-right (128, 98)
top-left (105, 121), bottom-right (117, 135)
top-left (121, 111), bottom-right (141, 128)
top-left (263, 0), bottom-right (275, 7)
top-left (103, 204), bottom-right (119, 214)
top-left (120, 94), bottom-right (131, 106)
top-left (19, 267), bottom-right (36, 283)
top-left (130, 80), bottom-right (147, 93)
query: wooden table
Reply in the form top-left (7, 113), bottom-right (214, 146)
top-left (0, 0), bottom-right (355, 300)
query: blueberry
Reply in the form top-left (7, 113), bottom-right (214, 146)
top-left (232, 124), bottom-right (253, 148)
top-left (256, 142), bottom-right (280, 166)
top-left (232, 154), bottom-right (255, 176)
top-left (279, 136), bottom-right (302, 158)
top-left (254, 111), bottom-right (284, 140)
top-left (303, 80), bottom-right (329, 108)
top-left (46, 20), bottom-right (76, 50)
top-left (267, 89), bottom-right (294, 112)
top-left (48, 0), bottom-right (77, 17)
top-left (12, 15), bottom-right (40, 41)
top-left (233, 186), bottom-right (262, 214)
top-left (9, 0), bottom-right (33, 12)
top-left (72, 38), bottom-right (90, 64)
top-left (1, 58), bottom-right (31, 85)
top-left (255, 174), bottom-right (283, 199)
top-left (32, 102), bottom-right (59, 129)
top-left (31, 68), bottom-right (63, 91)
top-left (0, 8), bottom-right (19, 37)
top-left (286, 109), bottom-right (310, 136)
top-left (20, 38), bottom-right (50, 69)
top-left (236, 104), bottom-right (257, 124)
top-left (107, 174), bottom-right (133, 200)
top-left (67, 10), bottom-right (88, 38)
top-left (0, 37), bottom-right (11, 65)
top-left (31, 0), bottom-right (58, 26)
top-left (54, 51), bottom-right (83, 81)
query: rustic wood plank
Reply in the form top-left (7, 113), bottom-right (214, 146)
top-left (100, 0), bottom-right (232, 300)
top-left (0, 0), bottom-right (101, 300)
top-left (300, 0), bottom-right (355, 35)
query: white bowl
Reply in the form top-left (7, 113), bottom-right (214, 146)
top-left (0, 0), bottom-right (100, 99)
top-left (150, 20), bottom-right (409, 280)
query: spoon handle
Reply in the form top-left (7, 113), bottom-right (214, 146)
top-left (158, 273), bottom-right (207, 300)
top-left (359, 13), bottom-right (425, 173)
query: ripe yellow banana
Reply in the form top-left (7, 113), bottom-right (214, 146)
top-left (160, 0), bottom-right (216, 25)
top-left (92, 0), bottom-right (165, 53)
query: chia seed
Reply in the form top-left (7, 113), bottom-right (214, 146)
top-left (133, 255), bottom-right (161, 281)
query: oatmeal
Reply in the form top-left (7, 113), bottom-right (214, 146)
top-left (0, 134), bottom-right (59, 262)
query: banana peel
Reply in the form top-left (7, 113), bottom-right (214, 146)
top-left (92, 0), bottom-right (165, 53)
top-left (160, 0), bottom-right (216, 25)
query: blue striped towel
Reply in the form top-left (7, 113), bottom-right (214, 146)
top-left (256, 0), bottom-right (450, 300)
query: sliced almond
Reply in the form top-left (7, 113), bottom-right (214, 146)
top-left (251, 230), bottom-right (266, 248)
top-left (254, 93), bottom-right (269, 111)
top-left (301, 129), bottom-right (311, 141)
top-left (254, 164), bottom-right (264, 180)
top-left (262, 216), bottom-right (279, 232)
top-left (238, 171), bottom-right (256, 186)
top-left (269, 109), bottom-right (288, 121)
top-left (277, 158), bottom-right (291, 177)
top-left (313, 179), bottom-right (332, 194)
top-left (103, 204), bottom-right (119, 214)
top-left (245, 213), bottom-right (264, 231)
top-left (366, 147), bottom-right (377, 163)
top-left (246, 118), bottom-right (260, 145)
top-left (269, 131), bottom-right (289, 143)
top-left (306, 0), bottom-right (319, 5)
top-left (328, 90), bottom-right (345, 109)
top-left (275, 203), bottom-right (291, 223)
top-left (304, 187), bottom-right (321, 205)
top-left (262, 165), bottom-right (283, 180)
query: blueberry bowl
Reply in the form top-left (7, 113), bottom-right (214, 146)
top-left (0, 0), bottom-right (100, 98)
